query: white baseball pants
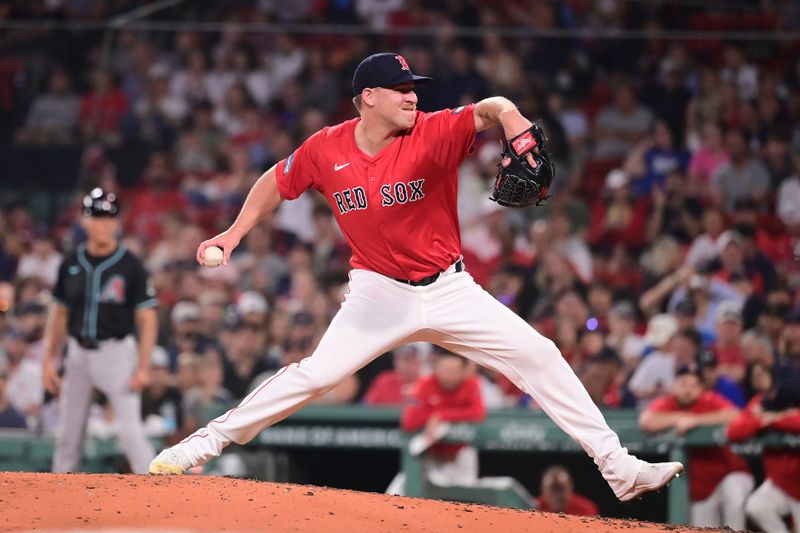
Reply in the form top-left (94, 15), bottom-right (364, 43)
top-left (176, 266), bottom-right (640, 496)
top-left (53, 336), bottom-right (155, 474)
top-left (689, 471), bottom-right (754, 529)
top-left (745, 479), bottom-right (800, 533)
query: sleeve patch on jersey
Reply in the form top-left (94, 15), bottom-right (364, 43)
top-left (284, 151), bottom-right (296, 173)
top-left (451, 106), bottom-right (465, 114)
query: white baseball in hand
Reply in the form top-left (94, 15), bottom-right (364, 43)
top-left (203, 246), bottom-right (224, 268)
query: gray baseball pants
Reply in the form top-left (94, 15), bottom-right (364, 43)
top-left (52, 336), bottom-right (154, 474)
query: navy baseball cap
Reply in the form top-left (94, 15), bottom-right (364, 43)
top-left (83, 187), bottom-right (119, 217)
top-left (352, 53), bottom-right (432, 95)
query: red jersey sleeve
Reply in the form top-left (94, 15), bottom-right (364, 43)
top-left (726, 396), bottom-right (763, 442)
top-left (770, 411), bottom-right (800, 433)
top-left (275, 131), bottom-right (322, 200)
top-left (418, 104), bottom-right (477, 170)
top-left (437, 377), bottom-right (486, 423)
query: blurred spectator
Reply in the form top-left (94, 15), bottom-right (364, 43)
top-left (638, 238), bottom-right (687, 315)
top-left (685, 70), bottom-right (723, 150)
top-left (639, 364), bottom-right (751, 529)
top-left (233, 221), bottom-right (291, 296)
top-left (141, 346), bottom-right (184, 442)
top-left (632, 120), bottom-right (690, 198)
top-left (174, 351), bottom-right (201, 396)
top-left (364, 344), bottom-right (422, 406)
top-left (684, 207), bottom-right (728, 271)
top-left (697, 348), bottom-right (746, 408)
top-left (222, 319), bottom-right (274, 398)
top-left (687, 121), bottom-right (729, 199)
top-left (387, 348), bottom-right (485, 495)
top-left (743, 360), bottom-right (775, 403)
top-left (593, 85), bottom-right (654, 158)
top-left (182, 352), bottom-right (234, 430)
top-left (15, 232), bottom-right (63, 287)
top-left (711, 301), bottom-right (746, 383)
top-left (236, 290), bottom-right (269, 329)
top-left (78, 70), bottom-right (130, 144)
top-left (548, 211), bottom-right (593, 284)
top-left (667, 271), bottom-right (744, 338)
top-left (129, 65), bottom-right (188, 147)
top-left (642, 62), bottom-right (691, 146)
top-left (15, 67), bottom-right (79, 145)
top-left (174, 101), bottom-right (224, 174)
top-left (166, 301), bottom-right (208, 365)
top-left (588, 169), bottom-right (649, 251)
top-left (720, 44), bottom-right (758, 102)
top-left (727, 385), bottom-right (800, 533)
top-left (535, 465), bottom-right (599, 516)
top-left (711, 129), bottom-right (770, 211)
top-left (776, 150), bottom-right (800, 228)
top-left (645, 171), bottom-right (701, 244)
top-left (605, 301), bottom-right (645, 374)
top-left (762, 129), bottom-right (793, 188)
top-left (169, 49), bottom-right (211, 106)
top-left (476, 35), bottom-right (522, 97)
top-left (577, 331), bottom-right (623, 408)
top-left (2, 328), bottom-right (42, 423)
top-left (0, 362), bottom-right (26, 429)
top-left (628, 313), bottom-right (679, 408)
top-left (741, 330), bottom-right (775, 368)
top-left (213, 83), bottom-right (256, 137)
top-left (124, 152), bottom-right (188, 246)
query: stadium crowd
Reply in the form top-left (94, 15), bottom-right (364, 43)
top-left (0, 1), bottom-right (799, 518)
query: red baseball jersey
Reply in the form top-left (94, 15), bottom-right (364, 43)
top-left (401, 374), bottom-right (485, 460)
top-left (363, 370), bottom-right (413, 406)
top-left (726, 395), bottom-right (800, 500)
top-left (276, 105), bottom-right (477, 281)
top-left (648, 391), bottom-right (750, 502)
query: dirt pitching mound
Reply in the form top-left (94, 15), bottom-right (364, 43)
top-left (1, 473), bottom-right (724, 532)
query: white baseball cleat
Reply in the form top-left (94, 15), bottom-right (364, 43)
top-left (618, 461), bottom-right (684, 502)
top-left (149, 447), bottom-right (193, 475)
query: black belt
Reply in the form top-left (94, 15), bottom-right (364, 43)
top-left (394, 259), bottom-right (465, 287)
top-left (74, 336), bottom-right (126, 350)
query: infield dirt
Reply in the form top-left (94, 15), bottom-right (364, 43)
top-left (0, 473), bottom-right (729, 532)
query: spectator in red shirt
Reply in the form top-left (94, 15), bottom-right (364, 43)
top-left (639, 364), bottom-right (752, 529)
top-left (78, 69), bottom-right (129, 143)
top-left (124, 152), bottom-right (188, 246)
top-left (535, 465), bottom-right (599, 516)
top-left (588, 169), bottom-right (649, 252)
top-left (363, 344), bottom-right (423, 406)
top-left (712, 300), bottom-right (747, 383)
top-left (386, 347), bottom-right (485, 495)
top-left (728, 384), bottom-right (800, 533)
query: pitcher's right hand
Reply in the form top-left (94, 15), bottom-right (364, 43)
top-left (196, 230), bottom-right (242, 267)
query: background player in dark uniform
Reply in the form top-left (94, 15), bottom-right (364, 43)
top-left (41, 188), bottom-right (158, 473)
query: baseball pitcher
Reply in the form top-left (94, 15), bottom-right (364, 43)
top-left (150, 53), bottom-right (683, 501)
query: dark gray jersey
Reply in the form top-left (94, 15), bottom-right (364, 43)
top-left (53, 243), bottom-right (157, 344)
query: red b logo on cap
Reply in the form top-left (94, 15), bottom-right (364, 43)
top-left (395, 55), bottom-right (410, 71)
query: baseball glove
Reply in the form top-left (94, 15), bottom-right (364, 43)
top-left (490, 124), bottom-right (556, 208)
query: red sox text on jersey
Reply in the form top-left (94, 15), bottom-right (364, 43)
top-left (276, 104), bottom-right (476, 282)
top-left (332, 179), bottom-right (426, 214)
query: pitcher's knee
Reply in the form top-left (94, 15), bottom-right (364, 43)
top-left (520, 337), bottom-right (562, 367)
